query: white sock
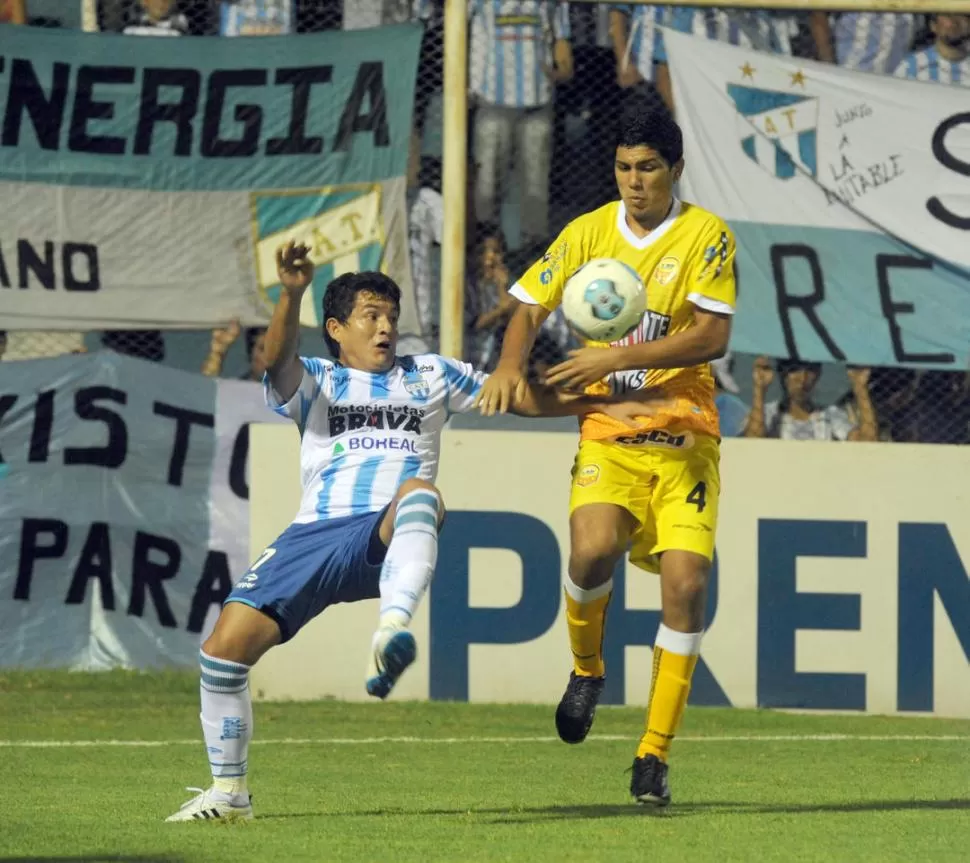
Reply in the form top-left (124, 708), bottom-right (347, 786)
top-left (378, 489), bottom-right (440, 630)
top-left (199, 650), bottom-right (252, 800)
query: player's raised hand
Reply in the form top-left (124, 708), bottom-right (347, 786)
top-left (276, 240), bottom-right (313, 294)
top-left (476, 364), bottom-right (527, 416)
top-left (544, 346), bottom-right (617, 390)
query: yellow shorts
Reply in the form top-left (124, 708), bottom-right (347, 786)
top-left (569, 432), bottom-right (721, 573)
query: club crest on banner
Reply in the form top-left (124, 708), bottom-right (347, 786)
top-left (250, 185), bottom-right (386, 327)
top-left (727, 75), bottom-right (818, 181)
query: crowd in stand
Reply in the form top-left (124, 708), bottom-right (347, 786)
top-left (2, 2), bottom-right (968, 443)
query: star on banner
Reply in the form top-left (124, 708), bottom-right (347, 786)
top-left (740, 62), bottom-right (756, 80)
top-left (790, 69), bottom-right (806, 88)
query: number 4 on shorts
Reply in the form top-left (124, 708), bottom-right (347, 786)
top-left (686, 481), bottom-right (707, 513)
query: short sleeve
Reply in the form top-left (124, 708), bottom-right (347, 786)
top-left (687, 219), bottom-right (737, 316)
top-left (509, 221), bottom-right (586, 311)
top-left (263, 357), bottom-right (328, 435)
top-left (440, 356), bottom-right (489, 416)
top-left (826, 406), bottom-right (855, 441)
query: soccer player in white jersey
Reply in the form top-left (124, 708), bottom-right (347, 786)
top-left (166, 241), bottom-right (657, 822)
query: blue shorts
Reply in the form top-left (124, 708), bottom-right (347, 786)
top-left (226, 508), bottom-right (388, 643)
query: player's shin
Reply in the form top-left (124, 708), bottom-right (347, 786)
top-left (637, 625), bottom-right (702, 762)
top-left (564, 576), bottom-right (613, 678)
top-left (199, 650), bottom-right (252, 800)
top-left (378, 489), bottom-right (441, 631)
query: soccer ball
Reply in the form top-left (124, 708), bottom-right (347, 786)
top-left (561, 258), bottom-right (646, 343)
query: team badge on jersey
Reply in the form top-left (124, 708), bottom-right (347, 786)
top-left (576, 464), bottom-right (600, 487)
top-left (403, 374), bottom-right (430, 399)
top-left (652, 257), bottom-right (681, 286)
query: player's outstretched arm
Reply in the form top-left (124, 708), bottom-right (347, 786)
top-left (509, 382), bottom-right (670, 423)
top-left (474, 301), bottom-right (550, 416)
top-left (263, 241), bottom-right (313, 403)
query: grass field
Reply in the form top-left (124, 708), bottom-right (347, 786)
top-left (2, 671), bottom-right (969, 863)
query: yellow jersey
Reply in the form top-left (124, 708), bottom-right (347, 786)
top-left (511, 199), bottom-right (737, 441)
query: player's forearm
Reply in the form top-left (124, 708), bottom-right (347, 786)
top-left (612, 326), bottom-right (727, 372)
top-left (510, 385), bottom-right (607, 418)
top-left (263, 291), bottom-right (303, 370)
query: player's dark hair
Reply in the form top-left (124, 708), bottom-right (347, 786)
top-left (615, 100), bottom-right (683, 167)
top-left (322, 271), bottom-right (401, 359)
top-left (245, 327), bottom-right (266, 360)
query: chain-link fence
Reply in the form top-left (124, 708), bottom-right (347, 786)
top-left (3, 1), bottom-right (969, 444)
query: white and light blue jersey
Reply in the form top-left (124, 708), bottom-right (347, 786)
top-left (834, 13), bottom-right (916, 73)
top-left (616, 4), bottom-right (666, 83)
top-left (894, 46), bottom-right (970, 87)
top-left (654, 7), bottom-right (798, 62)
top-left (265, 355), bottom-right (487, 522)
top-left (469, 0), bottom-right (571, 108)
top-left (220, 0), bottom-right (293, 36)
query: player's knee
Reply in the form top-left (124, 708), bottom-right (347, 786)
top-left (661, 552), bottom-right (710, 611)
top-left (202, 602), bottom-right (280, 666)
top-left (395, 478), bottom-right (445, 523)
top-left (569, 531), bottom-right (625, 581)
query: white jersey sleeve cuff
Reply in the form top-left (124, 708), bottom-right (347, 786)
top-left (509, 282), bottom-right (540, 305)
top-left (688, 293), bottom-right (735, 316)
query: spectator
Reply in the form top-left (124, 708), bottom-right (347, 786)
top-left (612, 6), bottom-right (800, 116)
top-left (202, 319), bottom-right (268, 381)
top-left (711, 352), bottom-right (749, 438)
top-left (408, 157), bottom-right (444, 353)
top-left (341, 0), bottom-right (430, 30)
top-left (219, 0), bottom-right (293, 36)
top-left (465, 222), bottom-right (514, 369)
top-left (744, 357), bottom-right (877, 441)
top-left (894, 14), bottom-right (970, 85)
top-left (610, 6), bottom-right (671, 111)
top-left (840, 366), bottom-right (920, 442)
top-left (122, 0), bottom-right (189, 36)
top-left (0, 0), bottom-right (26, 25)
top-left (470, 1), bottom-right (573, 246)
top-left (910, 370), bottom-right (970, 445)
top-left (810, 11), bottom-right (919, 73)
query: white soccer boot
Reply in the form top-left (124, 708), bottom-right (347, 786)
top-left (165, 786), bottom-right (253, 822)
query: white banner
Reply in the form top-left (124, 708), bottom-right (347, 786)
top-left (664, 30), bottom-right (970, 369)
top-left (0, 354), bottom-right (283, 668)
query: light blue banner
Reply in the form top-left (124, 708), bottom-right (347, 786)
top-left (0, 24), bottom-right (423, 191)
top-left (731, 223), bottom-right (970, 370)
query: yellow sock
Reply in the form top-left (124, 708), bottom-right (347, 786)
top-left (637, 625), bottom-right (703, 762)
top-left (563, 579), bottom-right (612, 678)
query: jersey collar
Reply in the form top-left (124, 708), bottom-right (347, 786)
top-left (616, 198), bottom-right (682, 250)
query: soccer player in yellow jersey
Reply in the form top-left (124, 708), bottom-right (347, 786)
top-left (476, 103), bottom-right (736, 806)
